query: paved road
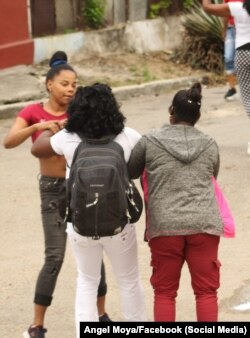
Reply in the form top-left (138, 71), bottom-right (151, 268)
top-left (1, 85), bottom-right (250, 338)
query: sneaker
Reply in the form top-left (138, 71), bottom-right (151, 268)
top-left (99, 313), bottom-right (112, 322)
top-left (23, 326), bottom-right (47, 338)
top-left (224, 88), bottom-right (237, 101)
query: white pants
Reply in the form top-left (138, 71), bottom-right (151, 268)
top-left (67, 223), bottom-right (146, 337)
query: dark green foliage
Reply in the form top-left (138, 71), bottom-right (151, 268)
top-left (149, 0), bottom-right (195, 18)
top-left (172, 0), bottom-right (224, 73)
top-left (82, 0), bottom-right (105, 29)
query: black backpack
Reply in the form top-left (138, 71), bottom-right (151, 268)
top-left (64, 135), bottom-right (143, 239)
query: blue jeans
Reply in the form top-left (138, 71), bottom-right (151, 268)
top-left (35, 176), bottom-right (107, 307)
top-left (224, 26), bottom-right (236, 74)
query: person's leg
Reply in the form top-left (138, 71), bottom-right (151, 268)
top-left (149, 236), bottom-right (185, 321)
top-left (97, 261), bottom-right (111, 321)
top-left (103, 224), bottom-right (146, 321)
top-left (32, 177), bottom-right (67, 327)
top-left (67, 223), bottom-right (103, 337)
top-left (224, 27), bottom-right (237, 100)
top-left (97, 296), bottom-right (106, 317)
top-left (33, 177), bottom-right (108, 327)
top-left (234, 49), bottom-right (250, 154)
top-left (234, 49), bottom-right (250, 118)
top-left (186, 234), bottom-right (220, 322)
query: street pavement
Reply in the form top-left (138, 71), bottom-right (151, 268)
top-left (0, 69), bottom-right (250, 338)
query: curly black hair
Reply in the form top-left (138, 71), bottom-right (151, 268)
top-left (65, 83), bottom-right (126, 138)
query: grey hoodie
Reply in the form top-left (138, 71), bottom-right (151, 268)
top-left (128, 124), bottom-right (223, 240)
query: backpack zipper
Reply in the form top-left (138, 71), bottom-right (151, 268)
top-left (84, 192), bottom-right (100, 240)
top-left (93, 194), bottom-right (100, 240)
top-left (86, 192), bottom-right (99, 208)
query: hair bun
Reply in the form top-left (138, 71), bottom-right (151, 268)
top-left (188, 82), bottom-right (202, 104)
top-left (50, 60), bottom-right (67, 67)
top-left (49, 51), bottom-right (68, 68)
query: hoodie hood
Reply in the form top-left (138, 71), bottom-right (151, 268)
top-left (146, 124), bottom-right (214, 163)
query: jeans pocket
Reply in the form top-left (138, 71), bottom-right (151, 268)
top-left (67, 223), bottom-right (89, 244)
top-left (112, 223), bottom-right (135, 242)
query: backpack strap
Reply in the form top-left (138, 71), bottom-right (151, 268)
top-left (66, 133), bottom-right (86, 170)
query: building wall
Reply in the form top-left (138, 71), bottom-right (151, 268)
top-left (0, 0), bottom-right (33, 69)
top-left (128, 0), bottom-right (147, 22)
top-left (55, 0), bottom-right (78, 32)
top-left (78, 17), bottom-right (183, 55)
top-left (33, 31), bottom-right (84, 64)
top-left (30, 0), bottom-right (56, 37)
top-left (0, 1), bottom-right (183, 69)
top-left (105, 0), bottom-right (148, 25)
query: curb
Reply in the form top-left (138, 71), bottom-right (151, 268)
top-left (113, 76), bottom-right (203, 101)
top-left (0, 76), bottom-right (203, 120)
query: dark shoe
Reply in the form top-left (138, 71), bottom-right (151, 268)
top-left (224, 88), bottom-right (237, 101)
top-left (99, 313), bottom-right (112, 322)
top-left (23, 326), bottom-right (47, 338)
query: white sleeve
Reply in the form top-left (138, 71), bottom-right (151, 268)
top-left (115, 127), bottom-right (142, 162)
top-left (50, 129), bottom-right (67, 155)
top-left (125, 127), bottom-right (142, 148)
top-left (228, 2), bottom-right (239, 17)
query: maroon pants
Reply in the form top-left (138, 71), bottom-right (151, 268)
top-left (149, 234), bottom-right (221, 322)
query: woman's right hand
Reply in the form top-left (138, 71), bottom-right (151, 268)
top-left (34, 120), bottom-right (64, 134)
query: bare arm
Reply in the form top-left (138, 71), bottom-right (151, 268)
top-left (3, 117), bottom-right (64, 149)
top-left (202, 0), bottom-right (231, 17)
top-left (31, 130), bottom-right (58, 158)
top-left (4, 117), bottom-right (36, 148)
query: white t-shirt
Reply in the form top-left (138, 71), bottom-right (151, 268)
top-left (229, 2), bottom-right (250, 49)
top-left (50, 127), bottom-right (141, 178)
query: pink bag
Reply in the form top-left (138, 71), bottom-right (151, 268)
top-left (211, 176), bottom-right (235, 238)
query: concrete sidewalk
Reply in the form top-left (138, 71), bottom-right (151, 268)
top-left (0, 64), bottom-right (204, 120)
